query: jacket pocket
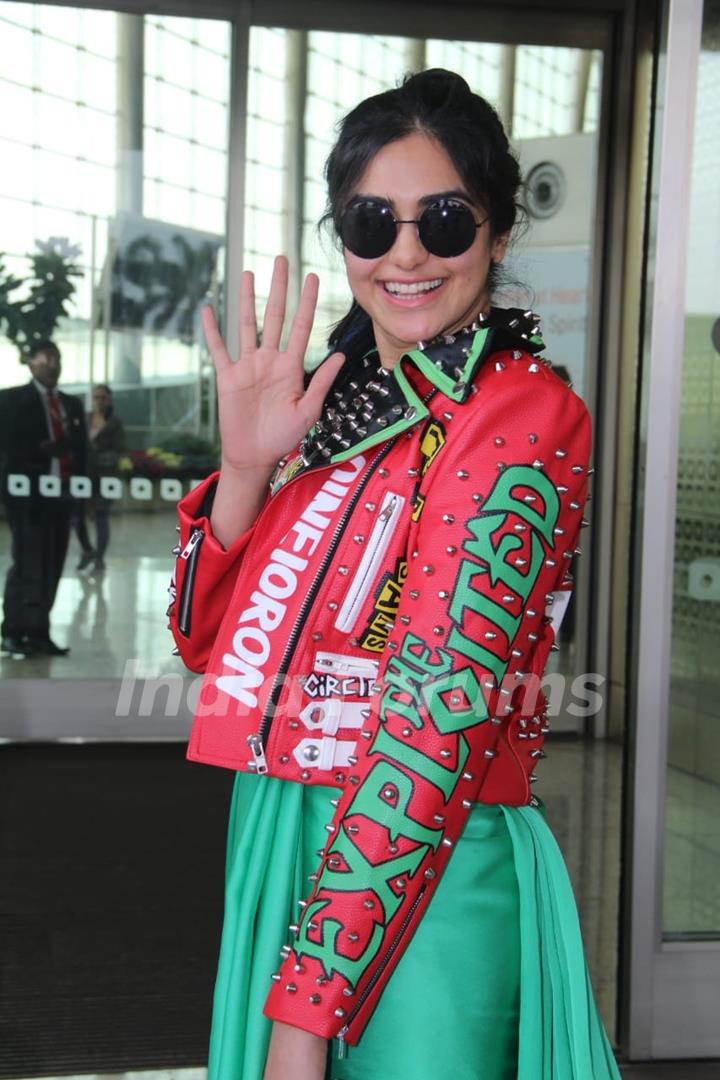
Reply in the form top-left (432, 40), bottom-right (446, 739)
top-left (177, 527), bottom-right (204, 637)
top-left (334, 490), bottom-right (405, 634)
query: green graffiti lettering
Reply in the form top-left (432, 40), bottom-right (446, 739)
top-left (370, 722), bottom-right (470, 802)
top-left (480, 464), bottom-right (559, 546)
top-left (297, 897), bottom-right (385, 987)
top-left (351, 759), bottom-right (443, 850)
top-left (446, 624), bottom-right (508, 684)
top-left (421, 665), bottom-right (489, 734)
top-left (461, 515), bottom-right (539, 601)
top-left (398, 633), bottom-right (454, 679)
top-left (380, 654), bottom-right (424, 729)
top-left (379, 690), bottom-right (422, 728)
top-left (321, 814), bottom-right (426, 919)
top-left (449, 557), bottom-right (523, 640)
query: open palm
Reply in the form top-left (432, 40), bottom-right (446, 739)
top-left (202, 255), bottom-right (345, 473)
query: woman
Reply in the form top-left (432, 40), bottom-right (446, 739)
top-left (75, 383), bottom-right (124, 572)
top-left (170, 70), bottom-right (620, 1080)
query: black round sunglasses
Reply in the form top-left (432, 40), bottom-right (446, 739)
top-left (339, 197), bottom-right (488, 260)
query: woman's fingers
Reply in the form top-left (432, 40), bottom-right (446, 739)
top-left (261, 255), bottom-right (288, 350)
top-left (285, 272), bottom-right (319, 361)
top-left (239, 270), bottom-right (259, 355)
top-left (200, 305), bottom-right (231, 374)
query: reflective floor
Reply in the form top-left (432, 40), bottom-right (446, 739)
top-left (0, 511), bottom-right (181, 680)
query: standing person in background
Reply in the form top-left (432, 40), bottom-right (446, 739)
top-left (74, 383), bottom-right (125, 573)
top-left (0, 340), bottom-right (86, 656)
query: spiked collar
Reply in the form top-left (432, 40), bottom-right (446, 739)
top-left (299, 306), bottom-right (544, 470)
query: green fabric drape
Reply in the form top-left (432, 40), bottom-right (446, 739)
top-left (207, 773), bottom-right (620, 1080)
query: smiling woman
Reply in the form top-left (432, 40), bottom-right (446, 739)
top-left (169, 69), bottom-right (620, 1080)
top-left (340, 132), bottom-right (506, 366)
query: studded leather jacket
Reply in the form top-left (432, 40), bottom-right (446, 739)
top-left (169, 307), bottom-right (591, 1047)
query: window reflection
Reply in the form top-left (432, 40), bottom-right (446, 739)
top-left (0, 4), bottom-right (230, 673)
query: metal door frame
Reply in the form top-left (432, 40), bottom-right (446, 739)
top-left (3, 0), bottom-right (657, 1056)
top-left (623, 0), bottom-right (720, 1059)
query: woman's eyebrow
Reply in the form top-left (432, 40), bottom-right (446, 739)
top-left (418, 189), bottom-right (473, 205)
top-left (351, 189), bottom-right (474, 209)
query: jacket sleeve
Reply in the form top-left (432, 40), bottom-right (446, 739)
top-left (263, 360), bottom-right (592, 1044)
top-left (168, 471), bottom-right (269, 673)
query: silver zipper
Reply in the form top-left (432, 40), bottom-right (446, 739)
top-left (180, 529), bottom-right (203, 560)
top-left (334, 490), bottom-right (405, 634)
top-left (335, 884), bottom-right (427, 1054)
top-left (314, 652), bottom-right (380, 678)
top-left (177, 527), bottom-right (204, 637)
top-left (247, 733), bottom-right (269, 774)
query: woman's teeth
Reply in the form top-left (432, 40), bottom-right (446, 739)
top-left (383, 279), bottom-right (444, 296)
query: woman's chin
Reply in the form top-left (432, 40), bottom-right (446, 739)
top-left (382, 315), bottom-right (458, 351)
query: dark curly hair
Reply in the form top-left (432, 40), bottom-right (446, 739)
top-left (322, 68), bottom-right (524, 355)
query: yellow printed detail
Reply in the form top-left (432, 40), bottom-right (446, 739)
top-left (419, 420), bottom-right (446, 475)
top-left (359, 558), bottom-right (408, 653)
top-left (411, 492), bottom-right (425, 523)
top-left (270, 454), bottom-right (305, 495)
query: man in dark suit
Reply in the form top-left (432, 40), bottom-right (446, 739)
top-left (0, 341), bottom-right (88, 656)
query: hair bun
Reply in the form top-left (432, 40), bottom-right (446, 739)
top-left (402, 68), bottom-right (471, 109)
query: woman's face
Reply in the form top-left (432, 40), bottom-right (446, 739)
top-left (343, 131), bottom-right (509, 368)
top-left (92, 387), bottom-right (111, 413)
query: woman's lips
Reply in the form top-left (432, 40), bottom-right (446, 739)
top-left (379, 278), bottom-right (447, 307)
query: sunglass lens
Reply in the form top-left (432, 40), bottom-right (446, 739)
top-left (420, 203), bottom-right (477, 257)
top-left (340, 202), bottom-right (396, 259)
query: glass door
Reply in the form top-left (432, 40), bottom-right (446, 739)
top-left (228, 9), bottom-right (623, 1048)
top-left (0, 0), bottom-right (629, 1048)
top-left (627, 0), bottom-right (720, 1058)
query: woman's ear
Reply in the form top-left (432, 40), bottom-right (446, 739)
top-left (491, 230), bottom-right (511, 264)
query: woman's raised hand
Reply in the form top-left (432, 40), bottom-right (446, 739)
top-left (202, 255), bottom-right (345, 475)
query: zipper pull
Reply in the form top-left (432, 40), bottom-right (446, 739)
top-left (180, 528), bottom-right (203, 560)
top-left (378, 496), bottom-right (397, 523)
top-left (336, 1027), bottom-right (348, 1059)
top-left (247, 734), bottom-right (269, 774)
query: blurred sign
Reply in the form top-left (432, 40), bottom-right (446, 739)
top-left (98, 213), bottom-right (222, 342)
top-left (506, 246), bottom-right (590, 398)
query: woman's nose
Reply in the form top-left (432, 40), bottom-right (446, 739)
top-left (388, 220), bottom-right (428, 269)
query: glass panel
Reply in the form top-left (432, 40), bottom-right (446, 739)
top-left (662, 1), bottom-right (720, 939)
top-left (0, 5), bottom-right (231, 681)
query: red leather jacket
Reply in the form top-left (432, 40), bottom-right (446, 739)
top-left (169, 308), bottom-right (591, 1047)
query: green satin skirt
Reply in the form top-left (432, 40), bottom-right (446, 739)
top-left (207, 773), bottom-right (620, 1080)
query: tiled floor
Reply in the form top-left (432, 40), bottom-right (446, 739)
top-left (0, 511), bottom-right (182, 681)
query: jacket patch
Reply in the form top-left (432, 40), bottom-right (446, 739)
top-left (358, 557), bottom-right (408, 653)
top-left (269, 454), bottom-right (305, 495)
top-left (419, 419), bottom-right (446, 475)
